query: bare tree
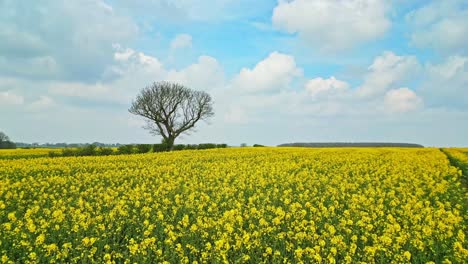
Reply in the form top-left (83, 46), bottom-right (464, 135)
top-left (129, 82), bottom-right (214, 150)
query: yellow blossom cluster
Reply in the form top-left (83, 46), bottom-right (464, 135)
top-left (0, 149), bottom-right (56, 160)
top-left (0, 148), bottom-right (467, 263)
top-left (443, 148), bottom-right (468, 168)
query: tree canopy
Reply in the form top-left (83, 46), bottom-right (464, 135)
top-left (129, 82), bottom-right (214, 150)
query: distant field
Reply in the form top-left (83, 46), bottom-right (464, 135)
top-left (0, 148), bottom-right (58, 160)
top-left (0, 148), bottom-right (466, 263)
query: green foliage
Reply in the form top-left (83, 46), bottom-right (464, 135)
top-left (173, 144), bottom-right (186, 151)
top-left (56, 146), bottom-right (113, 157)
top-left (61, 148), bottom-right (76, 157)
top-left (78, 145), bottom-right (98, 156)
top-left (153, 143), bottom-right (169, 152)
top-left (136, 144), bottom-right (152, 154)
top-left (0, 141), bottom-right (16, 149)
top-left (98, 147), bottom-right (114, 156)
top-left (118, 145), bottom-right (135, 155)
top-left (185, 144), bottom-right (198, 150)
top-left (47, 143), bottom-right (229, 158)
top-left (197, 143), bottom-right (217, 150)
top-left (48, 151), bottom-right (60, 158)
top-left (253, 144), bottom-right (265, 147)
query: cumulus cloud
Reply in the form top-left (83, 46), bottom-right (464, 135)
top-left (305, 77), bottom-right (349, 99)
top-left (357, 51), bottom-right (420, 97)
top-left (0, 0), bottom-right (137, 81)
top-left (109, 47), bottom-right (165, 79)
top-left (232, 52), bottom-right (302, 93)
top-left (406, 0), bottom-right (468, 54)
top-left (420, 55), bottom-right (468, 108)
top-left (384, 88), bottom-right (423, 113)
top-left (46, 47), bottom-right (224, 105)
top-left (167, 56), bottom-right (224, 91)
top-left (223, 50), bottom-right (427, 125)
top-left (272, 0), bottom-right (390, 51)
top-left (170, 34), bottom-right (193, 50)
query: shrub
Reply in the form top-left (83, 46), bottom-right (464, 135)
top-left (173, 144), bottom-right (186, 151)
top-left (136, 144), bottom-right (152, 154)
top-left (216, 144), bottom-right (228, 148)
top-left (152, 143), bottom-right (169, 152)
top-left (0, 141), bottom-right (16, 149)
top-left (198, 143), bottom-right (217, 150)
top-left (78, 145), bottom-right (97, 156)
top-left (62, 148), bottom-right (76, 157)
top-left (253, 144), bottom-right (265, 147)
top-left (185, 144), bottom-right (198, 150)
top-left (118, 145), bottom-right (135, 155)
top-left (98, 147), bottom-right (114, 156)
top-left (48, 151), bottom-right (60, 158)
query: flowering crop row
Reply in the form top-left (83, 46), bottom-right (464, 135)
top-left (443, 148), bottom-right (468, 183)
top-left (0, 149), bottom-right (57, 160)
top-left (0, 148), bottom-right (467, 263)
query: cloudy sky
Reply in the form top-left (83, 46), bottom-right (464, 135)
top-left (1, 0), bottom-right (467, 146)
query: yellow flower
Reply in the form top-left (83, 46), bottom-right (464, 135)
top-left (403, 251), bottom-right (411, 261)
top-left (35, 234), bottom-right (45, 245)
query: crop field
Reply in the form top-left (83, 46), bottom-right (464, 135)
top-left (0, 148), bottom-right (467, 263)
top-left (0, 149), bottom-right (56, 160)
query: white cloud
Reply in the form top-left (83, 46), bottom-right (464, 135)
top-left (0, 56), bottom-right (59, 78)
top-left (47, 48), bottom-right (224, 104)
top-left (427, 56), bottom-right (467, 79)
top-left (0, 0), bottom-right (137, 81)
top-left (420, 55), bottom-right (468, 107)
top-left (224, 107), bottom-right (252, 124)
top-left (357, 51), bottom-right (420, 97)
top-left (406, 0), bottom-right (468, 54)
top-left (232, 52), bottom-right (302, 93)
top-left (272, 0), bottom-right (390, 51)
top-left (384, 88), bottom-right (423, 113)
top-left (305, 77), bottom-right (349, 98)
top-left (109, 48), bottom-right (165, 78)
top-left (167, 56), bottom-right (224, 91)
top-left (170, 34), bottom-right (193, 50)
top-left (0, 90), bottom-right (24, 105)
top-left (48, 82), bottom-right (116, 101)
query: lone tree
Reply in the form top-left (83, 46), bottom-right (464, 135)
top-left (129, 82), bottom-right (214, 150)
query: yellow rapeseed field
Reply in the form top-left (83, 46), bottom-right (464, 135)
top-left (444, 148), bottom-right (468, 166)
top-left (0, 148), bottom-right (467, 263)
top-left (0, 149), bottom-right (57, 160)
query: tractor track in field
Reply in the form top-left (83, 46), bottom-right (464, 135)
top-left (439, 148), bottom-right (468, 189)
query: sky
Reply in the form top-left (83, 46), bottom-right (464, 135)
top-left (0, 0), bottom-right (467, 147)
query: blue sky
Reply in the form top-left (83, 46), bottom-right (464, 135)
top-left (1, 0), bottom-right (467, 146)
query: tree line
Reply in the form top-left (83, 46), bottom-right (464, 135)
top-left (0, 132), bottom-right (16, 149)
top-left (48, 143), bottom-right (228, 158)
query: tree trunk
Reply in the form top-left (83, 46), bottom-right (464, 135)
top-left (166, 136), bottom-right (175, 151)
